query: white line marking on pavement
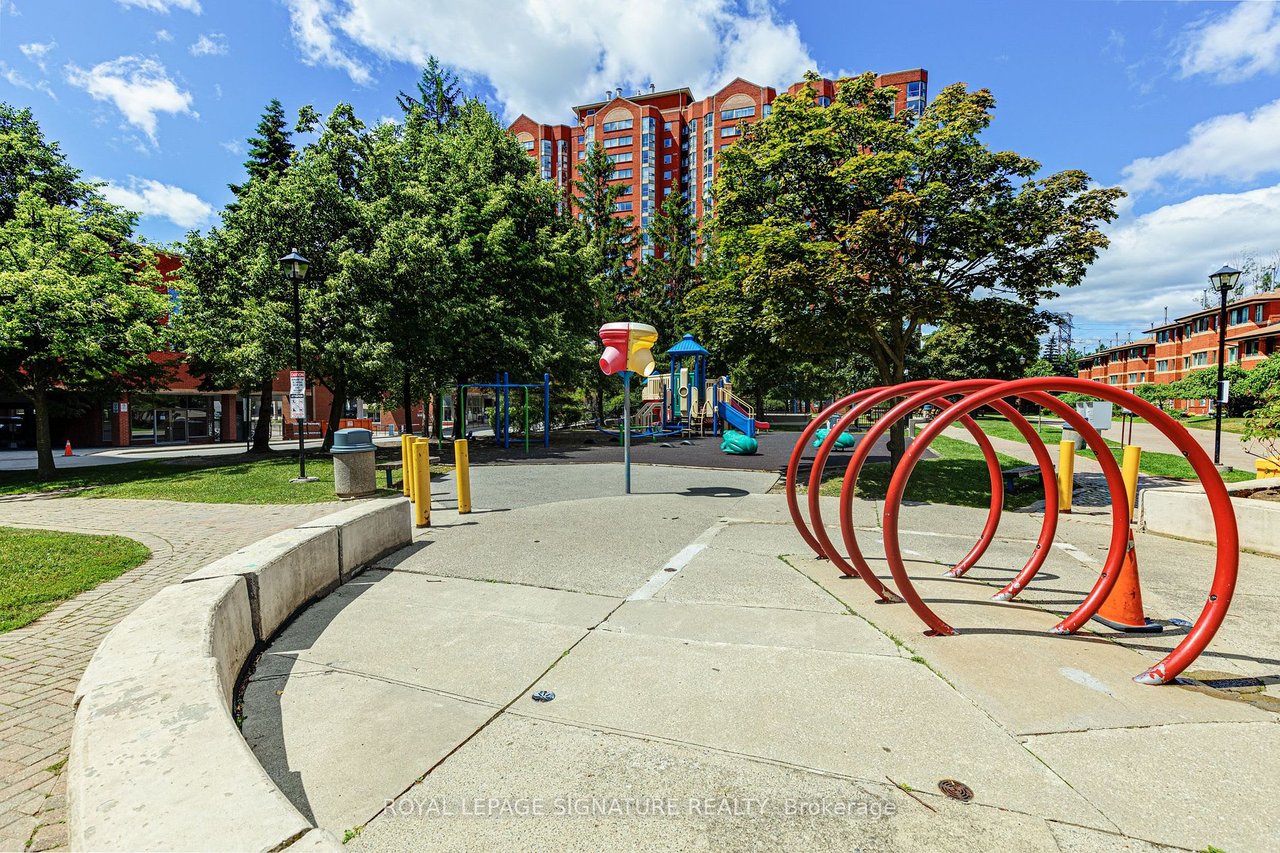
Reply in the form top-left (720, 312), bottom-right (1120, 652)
top-left (1054, 542), bottom-right (1096, 565)
top-left (627, 522), bottom-right (728, 601)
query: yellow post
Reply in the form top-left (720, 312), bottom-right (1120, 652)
top-left (454, 438), bottom-right (471, 514)
top-left (400, 432), bottom-right (412, 497)
top-left (404, 433), bottom-right (417, 502)
top-left (1121, 445), bottom-right (1142, 517)
top-left (412, 437), bottom-right (431, 528)
top-left (1057, 439), bottom-right (1075, 514)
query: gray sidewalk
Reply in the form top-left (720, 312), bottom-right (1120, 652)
top-left (241, 462), bottom-right (1280, 852)
top-left (0, 498), bottom-right (342, 851)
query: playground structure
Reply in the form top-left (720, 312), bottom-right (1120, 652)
top-left (597, 333), bottom-right (767, 441)
top-left (786, 377), bottom-right (1239, 686)
top-left (458, 373), bottom-right (551, 452)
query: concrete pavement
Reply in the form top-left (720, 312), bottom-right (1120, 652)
top-left (0, 498), bottom-right (343, 851)
top-left (241, 461), bottom-right (1280, 852)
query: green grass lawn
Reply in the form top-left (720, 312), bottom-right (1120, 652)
top-left (812, 434), bottom-right (1041, 509)
top-left (1139, 415), bottom-right (1250, 435)
top-left (0, 453), bottom-right (413, 504)
top-left (968, 415), bottom-right (1254, 483)
top-left (0, 527), bottom-right (151, 632)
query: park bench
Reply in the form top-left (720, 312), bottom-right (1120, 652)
top-left (375, 456), bottom-right (440, 489)
top-left (1001, 465), bottom-right (1044, 494)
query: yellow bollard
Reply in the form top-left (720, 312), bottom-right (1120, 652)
top-left (413, 437), bottom-right (431, 528)
top-left (454, 438), bottom-right (471, 514)
top-left (1058, 439), bottom-right (1075, 514)
top-left (404, 433), bottom-right (417, 503)
top-left (1121, 445), bottom-right (1142, 518)
top-left (400, 433), bottom-right (412, 497)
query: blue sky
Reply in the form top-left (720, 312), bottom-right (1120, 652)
top-left (3, 1), bottom-right (1280, 350)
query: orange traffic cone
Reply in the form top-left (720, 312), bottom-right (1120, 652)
top-left (64, 439), bottom-right (73, 457)
top-left (1093, 529), bottom-right (1163, 633)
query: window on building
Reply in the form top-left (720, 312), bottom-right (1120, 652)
top-left (720, 105), bottom-right (755, 121)
top-left (663, 138), bottom-right (672, 148)
top-left (762, 104), bottom-right (772, 117)
top-left (816, 96), bottom-right (831, 107)
top-left (610, 168), bottom-right (633, 179)
top-left (1257, 304), bottom-right (1265, 323)
top-left (1192, 351), bottom-right (1208, 367)
top-left (663, 121), bottom-right (672, 131)
top-left (578, 150), bottom-right (585, 160)
top-left (1156, 359), bottom-right (1169, 372)
top-left (602, 119), bottom-right (633, 132)
top-left (906, 80), bottom-right (927, 116)
top-left (521, 139), bottom-right (534, 151)
top-left (613, 201), bottom-right (633, 212)
top-left (1227, 346), bottom-right (1239, 363)
top-left (663, 154), bottom-right (672, 164)
top-left (603, 135), bottom-right (632, 149)
top-left (607, 152), bottom-right (633, 163)
top-left (1246, 339), bottom-right (1261, 356)
top-left (720, 126), bottom-right (738, 137)
top-left (662, 170), bottom-right (671, 180)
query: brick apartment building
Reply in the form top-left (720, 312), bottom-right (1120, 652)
top-left (508, 70), bottom-right (928, 257)
top-left (1077, 291), bottom-right (1280, 413)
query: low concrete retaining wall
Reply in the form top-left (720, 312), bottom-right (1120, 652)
top-left (69, 496), bottom-right (411, 851)
top-left (1139, 477), bottom-right (1280, 556)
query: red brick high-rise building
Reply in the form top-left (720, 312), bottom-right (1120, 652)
top-left (508, 70), bottom-right (928, 258)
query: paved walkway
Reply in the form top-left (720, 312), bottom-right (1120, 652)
top-left (0, 497), bottom-right (341, 851)
top-left (242, 463), bottom-right (1280, 852)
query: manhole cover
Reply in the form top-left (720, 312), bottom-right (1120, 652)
top-left (938, 779), bottom-right (973, 802)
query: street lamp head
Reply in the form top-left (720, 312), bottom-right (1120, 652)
top-left (279, 248), bottom-right (310, 280)
top-left (1209, 264), bottom-right (1241, 294)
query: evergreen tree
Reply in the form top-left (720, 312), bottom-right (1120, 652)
top-left (397, 57), bottom-right (463, 130)
top-left (573, 141), bottom-right (635, 298)
top-left (228, 99), bottom-right (294, 197)
top-left (632, 192), bottom-right (698, 342)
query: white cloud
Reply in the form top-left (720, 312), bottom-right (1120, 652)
top-left (18, 40), bottom-right (54, 72)
top-left (285, 0), bottom-right (373, 86)
top-left (98, 176), bottom-right (213, 228)
top-left (155, 28), bottom-right (173, 42)
top-left (1123, 97), bottom-right (1280, 193)
top-left (1, 61), bottom-right (55, 99)
top-left (1179, 1), bottom-right (1280, 82)
top-left (189, 33), bottom-right (226, 56)
top-left (115, 0), bottom-right (202, 13)
top-left (65, 56), bottom-right (194, 142)
top-left (219, 139), bottom-right (242, 154)
top-left (1056, 184), bottom-right (1280, 327)
top-left (283, 0), bottom-right (818, 121)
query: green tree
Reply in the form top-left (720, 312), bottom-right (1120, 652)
top-left (920, 299), bottom-right (1047, 381)
top-left (573, 140), bottom-right (635, 297)
top-left (228, 99), bottom-right (294, 197)
top-left (0, 104), bottom-right (82, 224)
top-left (397, 56), bottom-right (463, 130)
top-left (632, 193), bottom-right (699, 343)
top-left (179, 103), bottom-right (390, 451)
top-left (344, 98), bottom-right (590, 438)
top-left (0, 191), bottom-right (170, 479)
top-left (704, 72), bottom-right (1124, 465)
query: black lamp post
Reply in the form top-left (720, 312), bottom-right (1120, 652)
top-left (1208, 264), bottom-right (1241, 467)
top-left (279, 249), bottom-right (313, 482)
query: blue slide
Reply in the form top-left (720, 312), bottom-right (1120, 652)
top-left (719, 401), bottom-right (757, 438)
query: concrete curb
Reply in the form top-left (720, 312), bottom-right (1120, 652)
top-left (1139, 477), bottom-right (1280, 556)
top-left (68, 496), bottom-right (411, 851)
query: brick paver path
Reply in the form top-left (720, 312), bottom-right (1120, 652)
top-left (0, 497), bottom-right (341, 852)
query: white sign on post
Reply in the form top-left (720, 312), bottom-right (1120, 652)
top-left (289, 371), bottom-right (306, 420)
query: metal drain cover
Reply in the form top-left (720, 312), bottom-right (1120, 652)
top-left (938, 779), bottom-right (973, 802)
